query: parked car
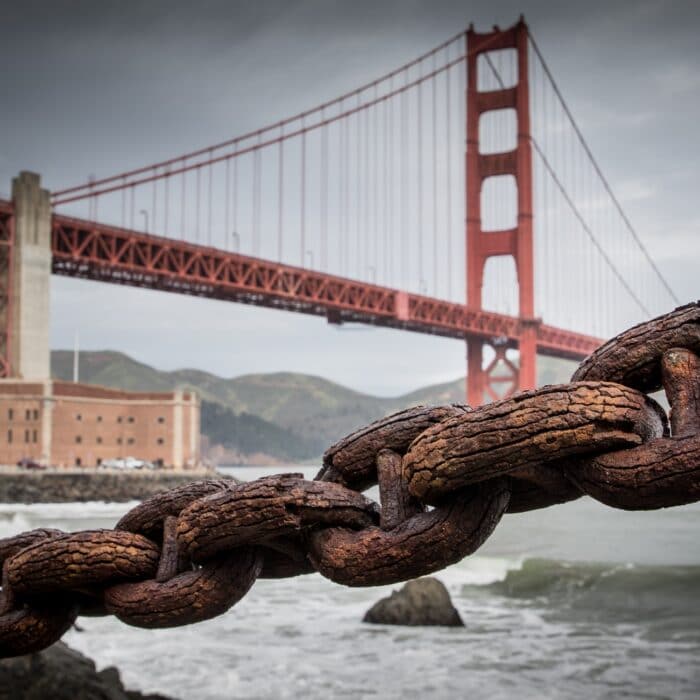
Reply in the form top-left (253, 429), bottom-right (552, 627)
top-left (99, 457), bottom-right (155, 470)
top-left (17, 458), bottom-right (45, 470)
top-left (123, 457), bottom-right (156, 470)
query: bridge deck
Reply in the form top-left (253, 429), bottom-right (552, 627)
top-left (44, 208), bottom-right (600, 361)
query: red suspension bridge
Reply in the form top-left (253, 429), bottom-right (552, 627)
top-left (0, 18), bottom-right (679, 405)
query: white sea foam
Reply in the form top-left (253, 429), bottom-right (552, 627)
top-left (0, 511), bottom-right (33, 539)
top-left (439, 555), bottom-right (525, 589)
top-left (0, 501), bottom-right (137, 536)
top-left (0, 501), bottom-right (138, 517)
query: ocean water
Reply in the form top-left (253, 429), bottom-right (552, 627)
top-left (1, 465), bottom-right (699, 699)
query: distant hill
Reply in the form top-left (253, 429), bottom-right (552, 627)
top-left (51, 350), bottom-right (576, 464)
top-left (201, 401), bottom-right (317, 463)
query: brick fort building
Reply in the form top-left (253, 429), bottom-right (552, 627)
top-left (0, 173), bottom-right (201, 469)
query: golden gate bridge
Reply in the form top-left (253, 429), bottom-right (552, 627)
top-left (0, 17), bottom-right (678, 404)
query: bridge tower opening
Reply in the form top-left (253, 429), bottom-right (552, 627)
top-left (465, 18), bottom-right (539, 405)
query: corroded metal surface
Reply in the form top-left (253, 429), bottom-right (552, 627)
top-left (571, 301), bottom-right (700, 391)
top-left (0, 304), bottom-right (698, 656)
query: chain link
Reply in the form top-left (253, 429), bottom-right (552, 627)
top-left (0, 302), bottom-right (698, 657)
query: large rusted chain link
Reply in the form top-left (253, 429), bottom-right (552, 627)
top-left (0, 302), bottom-right (697, 658)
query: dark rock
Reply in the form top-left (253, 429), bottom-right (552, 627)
top-left (363, 577), bottom-right (464, 627)
top-left (0, 641), bottom-right (175, 700)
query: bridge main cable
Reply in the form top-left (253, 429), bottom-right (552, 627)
top-left (51, 29), bottom-right (469, 202)
top-left (50, 28), bottom-right (515, 206)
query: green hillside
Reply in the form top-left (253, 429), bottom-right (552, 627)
top-left (52, 351), bottom-right (175, 393)
top-left (201, 401), bottom-right (317, 461)
top-left (51, 350), bottom-right (577, 463)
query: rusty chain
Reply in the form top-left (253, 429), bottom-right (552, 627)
top-left (0, 302), bottom-right (698, 657)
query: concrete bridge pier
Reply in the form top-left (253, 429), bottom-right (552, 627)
top-left (9, 171), bottom-right (51, 379)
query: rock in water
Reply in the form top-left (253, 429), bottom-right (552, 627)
top-left (363, 577), bottom-right (464, 627)
top-left (0, 641), bottom-right (173, 700)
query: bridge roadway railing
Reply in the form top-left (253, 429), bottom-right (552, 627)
top-left (42, 205), bottom-right (600, 361)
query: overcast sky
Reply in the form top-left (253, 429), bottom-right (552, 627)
top-left (1, 0), bottom-right (698, 395)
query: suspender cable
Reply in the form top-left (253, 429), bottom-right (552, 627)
top-left (164, 167), bottom-right (169, 236)
top-left (195, 166), bottom-right (201, 242)
top-left (373, 89), bottom-right (379, 282)
top-left (301, 125), bottom-right (306, 266)
top-left (278, 134), bottom-right (284, 262)
top-left (445, 56), bottom-right (453, 301)
top-left (232, 156), bottom-right (238, 251)
top-left (253, 148), bottom-right (261, 256)
top-left (432, 55), bottom-right (438, 296)
top-left (180, 160), bottom-right (186, 240)
top-left (417, 77), bottom-right (424, 292)
top-left (207, 155), bottom-right (213, 246)
top-left (334, 103), bottom-right (345, 275)
top-left (121, 179), bottom-right (126, 228)
top-left (225, 158), bottom-right (230, 249)
top-left (362, 104), bottom-right (370, 279)
top-left (355, 104), bottom-right (361, 278)
top-left (382, 94), bottom-right (389, 285)
top-left (388, 80), bottom-right (394, 287)
top-left (343, 113), bottom-right (350, 277)
top-left (321, 119), bottom-right (328, 270)
top-left (152, 169), bottom-right (157, 234)
top-left (400, 81), bottom-right (407, 289)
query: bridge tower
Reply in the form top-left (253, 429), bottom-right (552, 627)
top-left (0, 172), bottom-right (52, 379)
top-left (465, 18), bottom-right (539, 405)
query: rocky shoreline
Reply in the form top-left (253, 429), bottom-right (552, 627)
top-left (0, 469), bottom-right (228, 503)
top-left (0, 641), bottom-right (174, 700)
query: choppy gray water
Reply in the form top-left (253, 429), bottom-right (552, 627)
top-left (1, 465), bottom-right (699, 699)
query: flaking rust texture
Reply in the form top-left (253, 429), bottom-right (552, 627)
top-left (505, 463), bottom-right (582, 513)
top-left (308, 480), bottom-right (510, 586)
top-left (0, 603), bottom-right (78, 658)
top-left (5, 531), bottom-right (160, 596)
top-left (176, 475), bottom-right (379, 562)
top-left (403, 382), bottom-right (666, 504)
top-left (317, 404), bottom-right (469, 490)
top-left (0, 528), bottom-right (62, 570)
top-left (572, 301), bottom-right (700, 392)
top-left (0, 303), bottom-right (698, 657)
top-left (116, 479), bottom-right (233, 537)
top-left (566, 348), bottom-right (700, 510)
top-left (105, 548), bottom-right (262, 628)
